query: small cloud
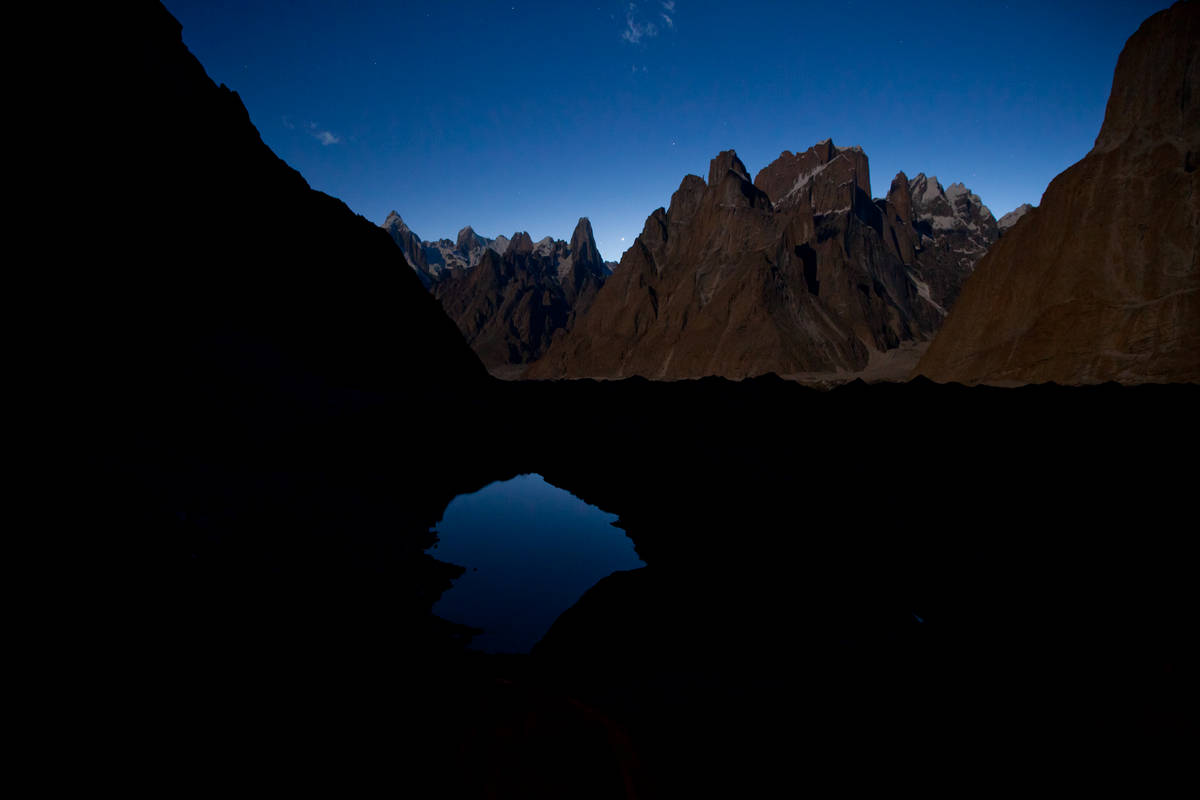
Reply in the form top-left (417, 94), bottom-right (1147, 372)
top-left (306, 122), bottom-right (341, 146)
top-left (660, 13), bottom-right (673, 27)
top-left (662, 0), bottom-right (675, 11)
top-left (661, 0), bottom-right (675, 27)
top-left (621, 3), bottom-right (659, 44)
top-left (281, 116), bottom-right (295, 130)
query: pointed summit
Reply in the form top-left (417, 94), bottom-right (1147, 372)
top-left (569, 217), bottom-right (603, 268)
top-left (707, 150), bottom-right (771, 209)
top-left (707, 150), bottom-right (752, 186)
top-left (456, 225), bottom-right (481, 251)
top-left (382, 211), bottom-right (432, 286)
top-left (887, 172), bottom-right (913, 222)
top-left (508, 231), bottom-right (534, 255)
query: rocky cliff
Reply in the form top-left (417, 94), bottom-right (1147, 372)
top-left (917, 1), bottom-right (1199, 385)
top-left (433, 218), bottom-right (612, 374)
top-left (527, 142), bottom-right (997, 380)
top-left (899, 173), bottom-right (1000, 311)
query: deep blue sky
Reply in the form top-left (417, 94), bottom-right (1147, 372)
top-left (164, 0), bottom-right (1170, 261)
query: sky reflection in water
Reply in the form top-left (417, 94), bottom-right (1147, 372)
top-left (428, 473), bottom-right (644, 653)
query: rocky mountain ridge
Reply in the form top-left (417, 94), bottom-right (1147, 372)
top-left (997, 203), bottom-right (1035, 235)
top-left (384, 212), bottom-right (617, 286)
top-left (527, 140), bottom-right (1001, 380)
top-left (383, 213), bottom-right (504, 285)
top-left (427, 217), bottom-right (614, 375)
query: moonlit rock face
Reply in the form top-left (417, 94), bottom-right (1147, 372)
top-left (382, 215), bottom-right (518, 279)
top-left (707, 149), bottom-right (754, 186)
top-left (528, 140), bottom-right (958, 380)
top-left (915, 174), bottom-right (945, 206)
top-left (753, 139), bottom-right (871, 215)
top-left (909, 174), bottom-right (997, 238)
top-left (997, 203), bottom-right (1035, 233)
top-left (944, 182), bottom-right (969, 201)
top-left (885, 170), bottom-right (1000, 313)
top-left (918, 1), bottom-right (1200, 385)
top-left (383, 211), bottom-right (435, 286)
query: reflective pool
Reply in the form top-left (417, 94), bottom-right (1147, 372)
top-left (428, 473), bottom-right (645, 653)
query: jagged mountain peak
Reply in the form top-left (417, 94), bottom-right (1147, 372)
top-left (383, 210), bottom-right (416, 236)
top-left (708, 150), bottom-right (752, 186)
top-left (569, 217), bottom-right (603, 267)
top-left (906, 174), bottom-right (996, 235)
top-left (754, 139), bottom-right (870, 213)
top-left (508, 231), bottom-right (535, 254)
top-left (456, 225), bottom-right (484, 249)
top-left (909, 173), bottom-right (946, 206)
top-left (887, 172), bottom-right (914, 222)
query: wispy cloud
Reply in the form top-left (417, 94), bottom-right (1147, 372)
top-left (621, 3), bottom-right (658, 44)
top-left (307, 122), bottom-right (341, 146)
top-left (622, 2), bottom-right (677, 44)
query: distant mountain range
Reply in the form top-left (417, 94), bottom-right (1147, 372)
top-left (383, 213), bottom-right (616, 375)
top-left (377, 1), bottom-right (1195, 387)
top-left (384, 213), bottom-right (618, 285)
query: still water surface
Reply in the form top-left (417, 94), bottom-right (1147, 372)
top-left (428, 473), bottom-right (644, 653)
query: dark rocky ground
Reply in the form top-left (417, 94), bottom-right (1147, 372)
top-left (75, 374), bottom-right (1194, 797)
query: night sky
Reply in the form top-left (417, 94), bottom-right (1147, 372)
top-left (163, 0), bottom-right (1170, 261)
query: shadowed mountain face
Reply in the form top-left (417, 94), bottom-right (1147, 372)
top-left (383, 214), bottom-right (614, 374)
top-left (918, 0), bottom-right (1200, 385)
top-left (432, 219), bottom-right (612, 374)
top-left (527, 143), bottom-right (996, 380)
top-left (86, 4), bottom-right (485, 439)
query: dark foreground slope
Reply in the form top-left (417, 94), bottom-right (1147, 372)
top-left (66, 3), bottom-right (496, 788)
top-left (62, 4), bottom-right (1193, 798)
top-left (503, 377), bottom-right (1194, 796)
top-left (918, 0), bottom-right (1199, 384)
